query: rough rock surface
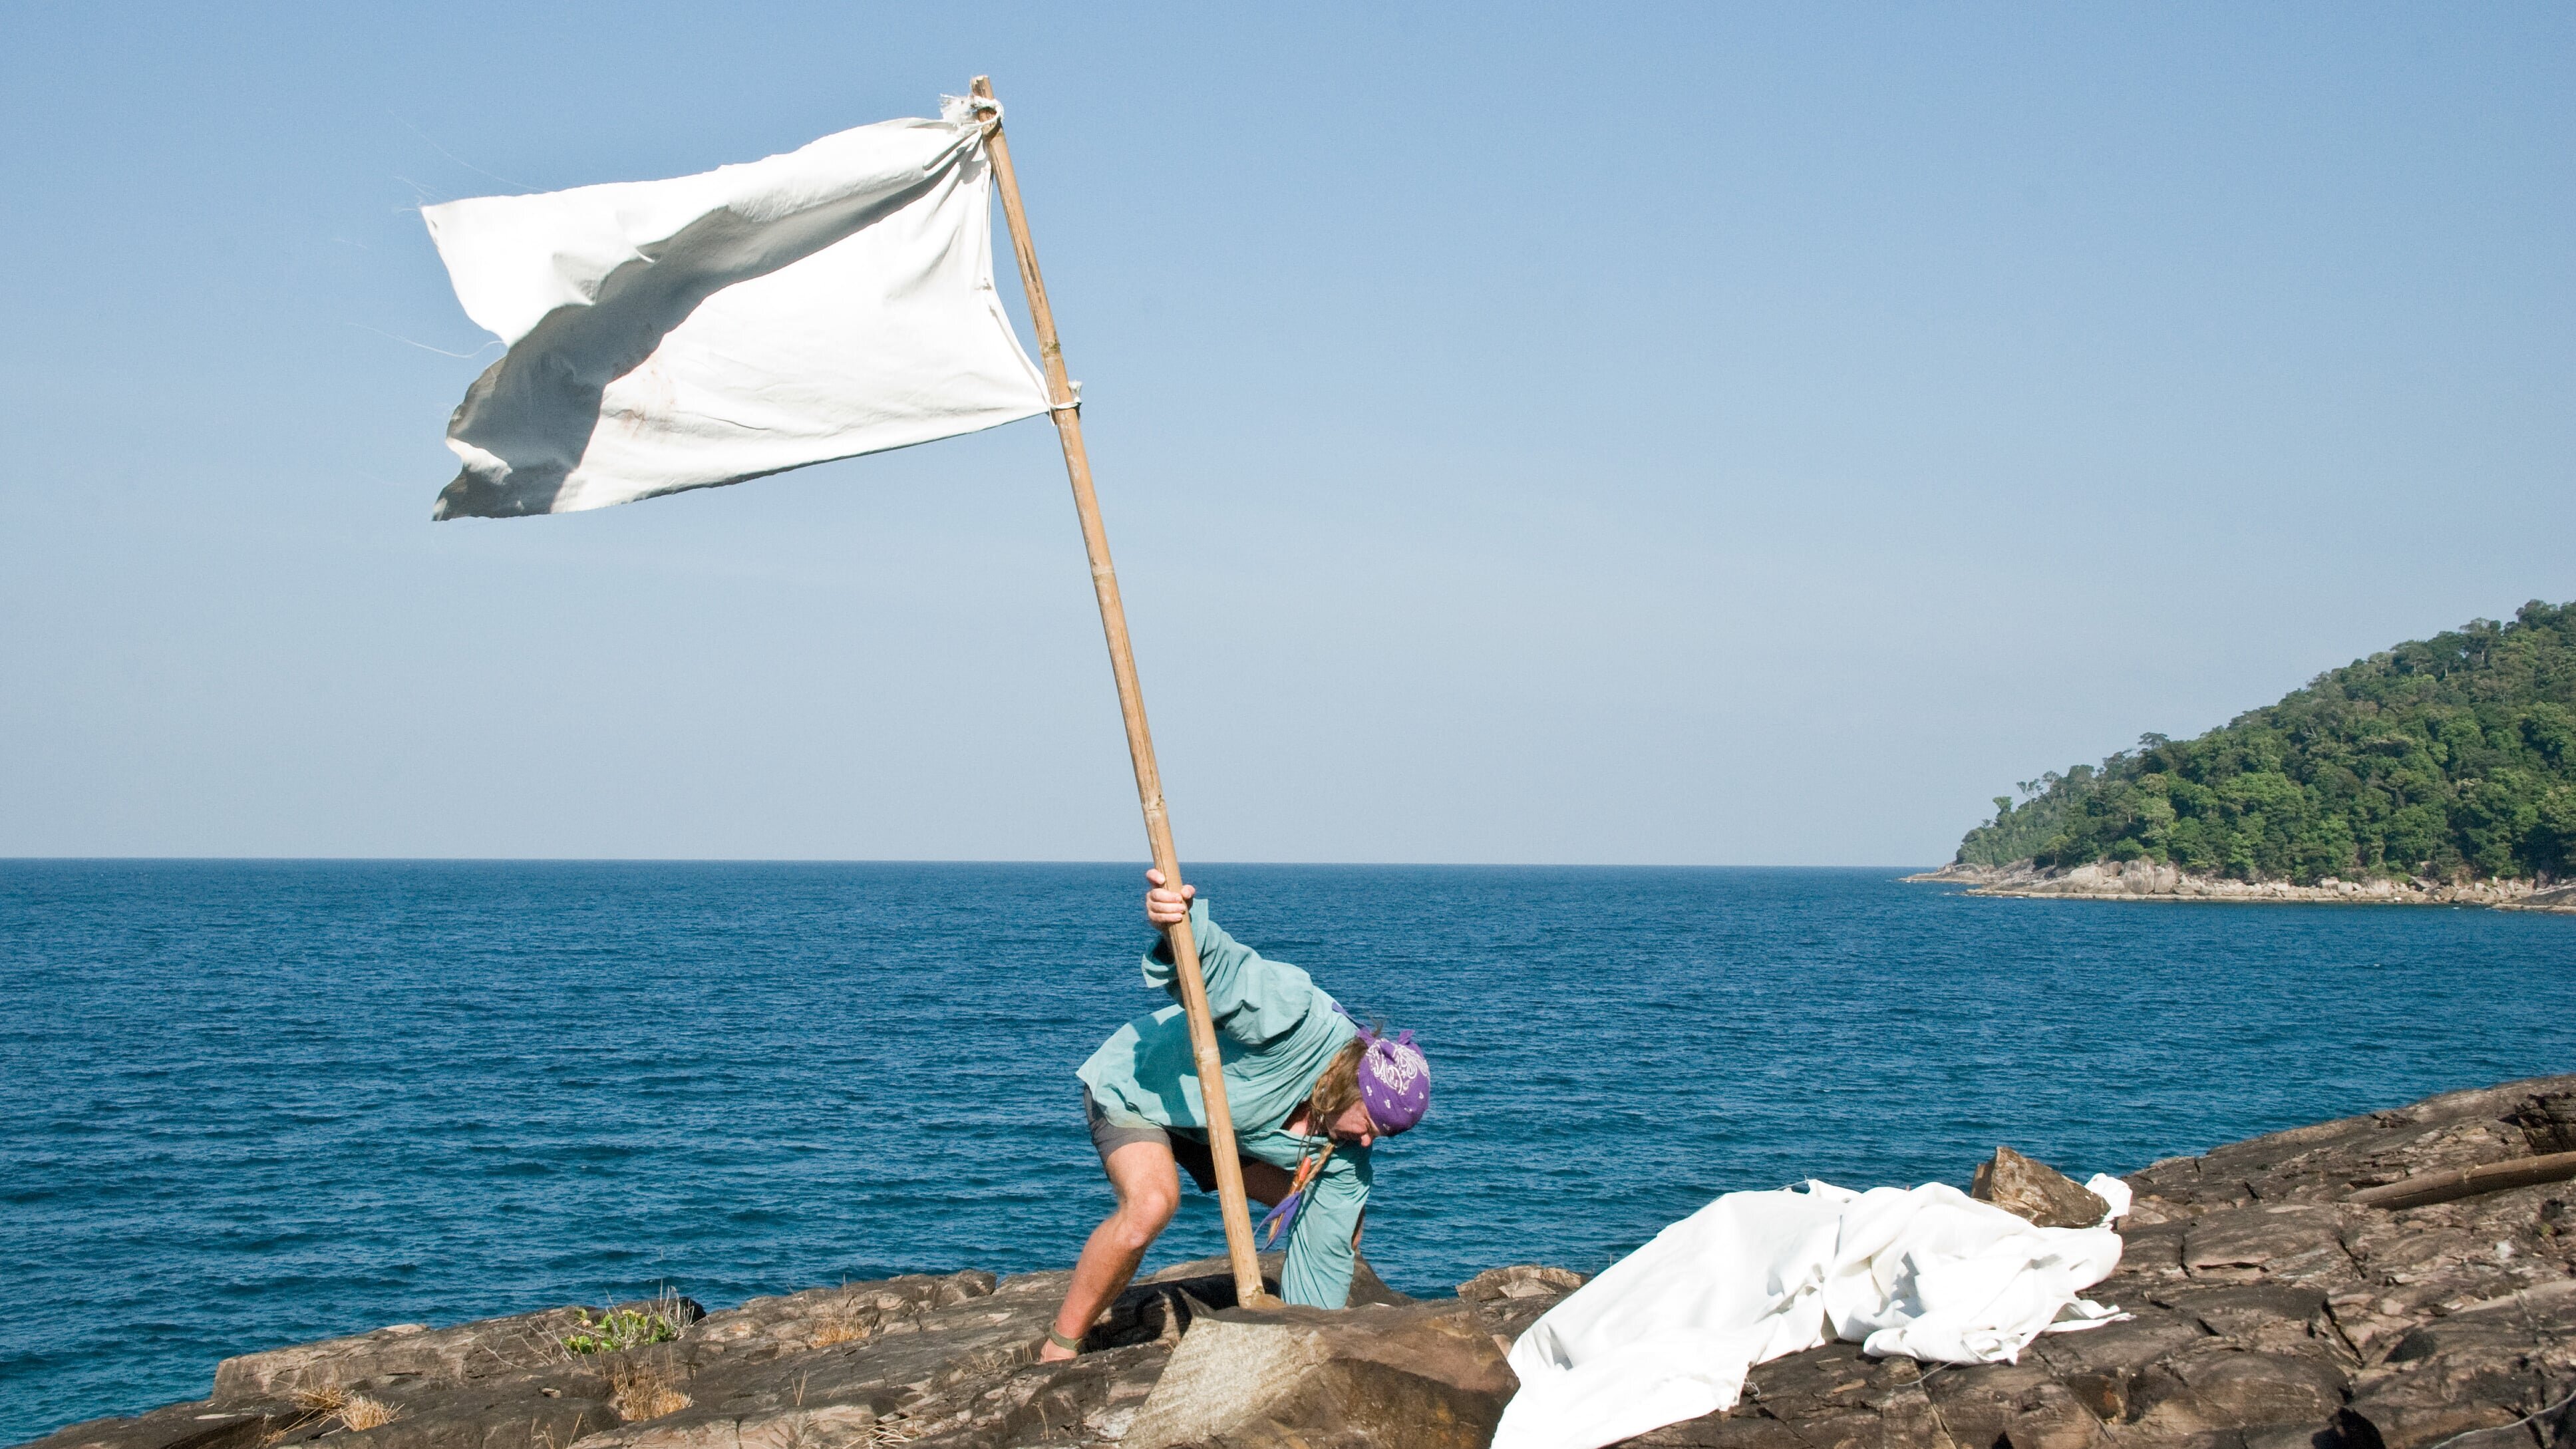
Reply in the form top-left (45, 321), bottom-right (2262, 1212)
top-left (25, 1076), bottom-right (2575, 1449)
top-left (1973, 1146), bottom-right (2112, 1229)
top-left (210, 1297), bottom-right (712, 1403)
top-left (1457, 1265), bottom-right (1591, 1345)
top-left (1123, 1298), bottom-right (1514, 1449)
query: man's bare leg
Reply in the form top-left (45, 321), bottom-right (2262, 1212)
top-left (1045, 1148), bottom-right (1299, 1360)
top-left (1045, 1140), bottom-right (1182, 1361)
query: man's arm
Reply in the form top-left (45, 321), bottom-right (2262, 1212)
top-left (1279, 1151), bottom-right (1370, 1308)
top-left (1139, 869), bottom-right (1319, 1048)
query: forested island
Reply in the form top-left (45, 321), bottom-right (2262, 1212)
top-left (1945, 600), bottom-right (2576, 896)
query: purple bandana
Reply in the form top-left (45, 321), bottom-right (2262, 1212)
top-left (1358, 1030), bottom-right (1430, 1134)
top-left (1345, 1013), bottom-right (1430, 1134)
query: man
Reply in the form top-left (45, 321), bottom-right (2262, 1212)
top-left (1040, 870), bottom-right (1432, 1359)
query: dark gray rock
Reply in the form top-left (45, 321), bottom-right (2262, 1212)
top-left (2179, 1205), bottom-right (2357, 1285)
top-left (2513, 1093), bottom-right (2576, 1156)
top-left (313, 1369), bottom-right (623, 1449)
top-left (1927, 1360), bottom-right (2111, 1449)
top-left (2025, 1307), bottom-right (2218, 1389)
top-left (2129, 1346), bottom-right (2348, 1433)
top-left (683, 1273), bottom-right (986, 1367)
top-left (23, 1404), bottom-right (295, 1449)
top-left (2145, 1283), bottom-right (2350, 1363)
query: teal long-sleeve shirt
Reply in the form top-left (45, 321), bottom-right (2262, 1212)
top-left (1074, 899), bottom-right (1370, 1309)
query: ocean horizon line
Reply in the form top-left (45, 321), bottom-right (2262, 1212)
top-left (0, 856), bottom-right (1943, 871)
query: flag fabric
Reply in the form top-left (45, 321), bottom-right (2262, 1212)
top-left (422, 96), bottom-right (1048, 520)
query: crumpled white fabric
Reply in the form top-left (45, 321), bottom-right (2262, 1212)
top-left (422, 96), bottom-right (1047, 519)
top-left (1494, 1175), bottom-right (2132, 1449)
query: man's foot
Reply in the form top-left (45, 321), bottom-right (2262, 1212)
top-left (1038, 1326), bottom-right (1083, 1362)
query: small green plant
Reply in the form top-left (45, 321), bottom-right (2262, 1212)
top-left (560, 1305), bottom-right (679, 1355)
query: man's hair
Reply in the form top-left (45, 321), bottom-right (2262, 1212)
top-left (1306, 1037), bottom-right (1371, 1129)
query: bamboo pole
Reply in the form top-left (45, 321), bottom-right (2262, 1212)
top-left (2347, 1148), bottom-right (2576, 1211)
top-left (969, 76), bottom-right (1271, 1309)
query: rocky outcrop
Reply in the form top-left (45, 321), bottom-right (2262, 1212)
top-left (1905, 860), bottom-right (2575, 911)
top-left (1972, 1145), bottom-right (2111, 1229)
top-left (25, 1077), bottom-right (2576, 1449)
top-left (2506, 883), bottom-right (2576, 914)
top-left (1901, 863), bottom-right (2011, 886)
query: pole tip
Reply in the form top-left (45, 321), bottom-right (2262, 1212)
top-left (971, 75), bottom-right (993, 98)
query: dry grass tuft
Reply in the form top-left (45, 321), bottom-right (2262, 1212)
top-left (607, 1359), bottom-right (691, 1423)
top-left (808, 1318), bottom-right (870, 1349)
top-left (286, 1386), bottom-right (401, 1433)
top-left (290, 1386), bottom-right (349, 1417)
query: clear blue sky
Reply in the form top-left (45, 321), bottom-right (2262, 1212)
top-left (3, 4), bottom-right (2569, 864)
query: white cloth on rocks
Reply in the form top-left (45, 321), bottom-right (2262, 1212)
top-left (421, 96), bottom-right (1047, 519)
top-left (1494, 1175), bottom-right (2133, 1449)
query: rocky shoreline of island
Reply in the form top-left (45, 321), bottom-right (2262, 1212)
top-left (23, 1074), bottom-right (2576, 1449)
top-left (1905, 858), bottom-right (2576, 913)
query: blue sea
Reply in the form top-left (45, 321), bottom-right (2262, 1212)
top-left (4, 862), bottom-right (2571, 1443)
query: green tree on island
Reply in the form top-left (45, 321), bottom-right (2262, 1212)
top-left (1957, 600), bottom-right (2576, 884)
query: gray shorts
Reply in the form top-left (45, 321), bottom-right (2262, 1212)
top-left (1084, 1089), bottom-right (1225, 1194)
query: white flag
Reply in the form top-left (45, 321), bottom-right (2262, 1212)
top-left (422, 97), bottom-right (1048, 519)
